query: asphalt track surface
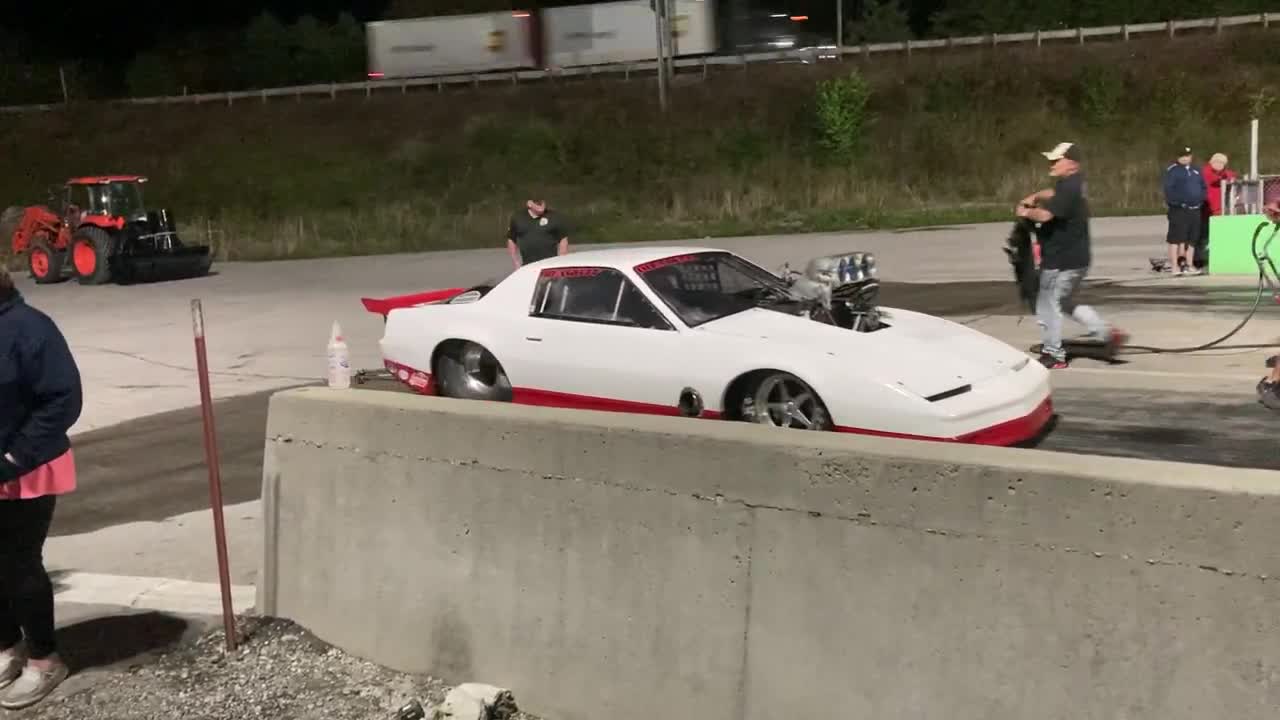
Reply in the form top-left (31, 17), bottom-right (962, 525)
top-left (49, 277), bottom-right (1280, 541)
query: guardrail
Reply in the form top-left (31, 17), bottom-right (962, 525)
top-left (0, 12), bottom-right (1273, 114)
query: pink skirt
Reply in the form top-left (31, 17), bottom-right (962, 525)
top-left (0, 450), bottom-right (77, 500)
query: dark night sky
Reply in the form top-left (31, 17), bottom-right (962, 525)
top-left (11, 1), bottom-right (392, 30)
top-left (7, 1), bottom-right (391, 61)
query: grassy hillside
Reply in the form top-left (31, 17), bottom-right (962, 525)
top-left (2, 28), bottom-right (1279, 263)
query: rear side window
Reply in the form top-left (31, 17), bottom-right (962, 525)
top-left (529, 267), bottom-right (672, 330)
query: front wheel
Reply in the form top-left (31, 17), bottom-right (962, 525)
top-left (71, 226), bottom-right (115, 285)
top-left (27, 241), bottom-right (66, 284)
top-left (740, 371), bottom-right (833, 430)
top-left (433, 341), bottom-right (513, 402)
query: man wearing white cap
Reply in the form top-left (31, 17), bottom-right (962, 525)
top-left (1016, 142), bottom-right (1128, 369)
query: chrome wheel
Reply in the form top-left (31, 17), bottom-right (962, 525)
top-left (435, 341), bottom-right (512, 402)
top-left (742, 372), bottom-right (831, 430)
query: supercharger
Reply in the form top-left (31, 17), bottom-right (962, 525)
top-left (777, 251), bottom-right (883, 332)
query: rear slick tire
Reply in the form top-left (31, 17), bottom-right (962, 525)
top-left (71, 226), bottom-right (114, 285)
top-left (433, 341), bottom-right (513, 402)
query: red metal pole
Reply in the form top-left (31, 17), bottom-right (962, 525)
top-left (192, 299), bottom-right (238, 652)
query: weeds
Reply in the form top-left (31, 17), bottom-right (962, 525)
top-left (814, 70), bottom-right (874, 163)
top-left (0, 31), bottom-right (1278, 263)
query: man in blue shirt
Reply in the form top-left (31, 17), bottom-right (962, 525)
top-left (1162, 146), bottom-right (1208, 275)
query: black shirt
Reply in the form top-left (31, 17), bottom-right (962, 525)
top-left (1039, 172), bottom-right (1090, 271)
top-left (508, 209), bottom-right (569, 264)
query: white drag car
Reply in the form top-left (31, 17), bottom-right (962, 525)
top-left (361, 246), bottom-right (1053, 446)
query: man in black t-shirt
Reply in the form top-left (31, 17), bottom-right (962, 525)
top-left (1016, 142), bottom-right (1127, 369)
top-left (506, 198), bottom-right (570, 269)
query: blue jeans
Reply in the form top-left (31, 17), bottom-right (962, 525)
top-left (1036, 267), bottom-right (1108, 360)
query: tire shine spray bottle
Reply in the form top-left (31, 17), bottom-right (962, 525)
top-left (327, 321), bottom-right (350, 389)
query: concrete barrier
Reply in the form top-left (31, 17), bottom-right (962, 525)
top-left (257, 386), bottom-right (1280, 720)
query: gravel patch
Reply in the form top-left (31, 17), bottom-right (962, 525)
top-left (10, 615), bottom-right (546, 720)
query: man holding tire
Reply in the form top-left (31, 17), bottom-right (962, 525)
top-left (1016, 142), bottom-right (1128, 369)
top-left (1162, 146), bottom-right (1208, 276)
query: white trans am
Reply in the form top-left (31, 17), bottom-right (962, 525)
top-left (360, 246), bottom-right (1054, 446)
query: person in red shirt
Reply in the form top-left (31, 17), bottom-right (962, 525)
top-left (1198, 153), bottom-right (1236, 273)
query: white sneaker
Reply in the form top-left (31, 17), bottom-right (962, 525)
top-left (0, 647), bottom-right (24, 691)
top-left (0, 659), bottom-right (69, 710)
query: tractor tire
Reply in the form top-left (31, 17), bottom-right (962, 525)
top-left (27, 240), bottom-right (66, 284)
top-left (71, 226), bottom-right (115, 285)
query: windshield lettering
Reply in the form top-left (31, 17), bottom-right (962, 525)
top-left (634, 254), bottom-right (698, 273)
top-left (540, 266), bottom-right (603, 279)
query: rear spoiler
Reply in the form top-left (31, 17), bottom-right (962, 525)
top-left (360, 288), bottom-right (468, 318)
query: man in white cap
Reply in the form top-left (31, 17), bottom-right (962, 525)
top-left (1016, 141), bottom-right (1127, 369)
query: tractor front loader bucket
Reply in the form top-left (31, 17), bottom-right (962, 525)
top-left (111, 243), bottom-right (214, 284)
top-left (109, 208), bottom-right (214, 285)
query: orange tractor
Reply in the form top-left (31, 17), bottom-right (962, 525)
top-left (2, 175), bottom-right (213, 285)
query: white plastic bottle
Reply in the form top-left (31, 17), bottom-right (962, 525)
top-left (327, 321), bottom-right (350, 389)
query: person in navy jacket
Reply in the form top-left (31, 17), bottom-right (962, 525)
top-left (0, 266), bottom-right (81, 708)
top-left (1163, 146), bottom-right (1208, 275)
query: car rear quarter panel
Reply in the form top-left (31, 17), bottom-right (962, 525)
top-left (380, 301), bottom-right (518, 380)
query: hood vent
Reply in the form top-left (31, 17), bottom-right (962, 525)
top-left (925, 384), bottom-right (972, 402)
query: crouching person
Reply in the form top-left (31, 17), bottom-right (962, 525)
top-left (0, 266), bottom-right (82, 709)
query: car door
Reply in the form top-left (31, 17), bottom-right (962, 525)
top-left (513, 265), bottom-right (692, 412)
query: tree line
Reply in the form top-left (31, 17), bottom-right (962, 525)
top-left (0, 0), bottom-right (1274, 105)
top-left (0, 12), bottom-right (365, 105)
top-left (847, 0), bottom-right (1274, 43)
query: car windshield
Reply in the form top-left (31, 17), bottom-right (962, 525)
top-left (634, 251), bottom-right (796, 327)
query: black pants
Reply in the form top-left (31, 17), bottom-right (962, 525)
top-left (0, 495), bottom-right (57, 659)
top-left (1167, 206), bottom-right (1202, 246)
top-left (1194, 209), bottom-right (1211, 269)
